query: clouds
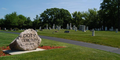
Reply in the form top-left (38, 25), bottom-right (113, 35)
top-left (1, 7), bottom-right (7, 10)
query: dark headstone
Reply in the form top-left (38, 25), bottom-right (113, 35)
top-left (55, 31), bottom-right (58, 32)
top-left (64, 31), bottom-right (70, 33)
top-left (10, 28), bottom-right (12, 31)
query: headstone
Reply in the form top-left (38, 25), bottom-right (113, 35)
top-left (105, 27), bottom-right (107, 31)
top-left (111, 27), bottom-right (113, 31)
top-left (58, 26), bottom-right (60, 31)
top-left (39, 26), bottom-right (41, 30)
top-left (116, 29), bottom-right (118, 33)
top-left (79, 25), bottom-right (86, 31)
top-left (46, 24), bottom-right (48, 29)
top-left (67, 24), bottom-right (69, 29)
top-left (75, 27), bottom-right (77, 31)
top-left (4, 28), bottom-right (6, 31)
top-left (102, 26), bottom-right (103, 30)
top-left (100, 28), bottom-right (101, 31)
top-left (98, 29), bottom-right (100, 31)
top-left (82, 25), bottom-right (86, 32)
top-left (14, 29), bottom-right (16, 31)
top-left (109, 27), bottom-right (113, 31)
top-left (70, 27), bottom-right (72, 30)
top-left (92, 29), bottom-right (95, 36)
top-left (64, 31), bottom-right (70, 33)
top-left (44, 27), bottom-right (46, 29)
top-left (53, 24), bottom-right (55, 29)
top-left (55, 31), bottom-right (58, 32)
top-left (79, 25), bottom-right (82, 30)
top-left (9, 29), bottom-right (42, 51)
top-left (73, 25), bottom-right (75, 30)
top-left (49, 27), bottom-right (51, 30)
top-left (69, 23), bottom-right (72, 30)
top-left (60, 26), bottom-right (61, 29)
top-left (86, 26), bottom-right (88, 30)
top-left (56, 25), bottom-right (58, 29)
top-left (10, 28), bottom-right (13, 31)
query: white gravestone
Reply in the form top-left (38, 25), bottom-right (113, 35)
top-left (111, 27), bottom-right (113, 31)
top-left (39, 26), bottom-right (41, 30)
top-left (75, 27), bottom-right (77, 31)
top-left (53, 24), bottom-right (55, 29)
top-left (105, 27), bottom-right (107, 31)
top-left (4, 28), bottom-right (6, 31)
top-left (58, 26), bottom-right (60, 31)
top-left (67, 24), bottom-right (69, 29)
top-left (73, 25), bottom-right (76, 30)
top-left (56, 26), bottom-right (58, 29)
top-left (70, 23), bottom-right (72, 30)
top-left (82, 25), bottom-right (86, 32)
top-left (116, 29), bottom-right (118, 33)
top-left (92, 29), bottom-right (95, 36)
top-left (46, 24), bottom-right (48, 29)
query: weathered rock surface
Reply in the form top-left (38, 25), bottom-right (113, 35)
top-left (9, 29), bottom-right (42, 51)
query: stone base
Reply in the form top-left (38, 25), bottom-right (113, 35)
top-left (3, 48), bottom-right (45, 55)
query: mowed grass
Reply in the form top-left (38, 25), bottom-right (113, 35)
top-left (37, 29), bottom-right (120, 48)
top-left (5, 29), bottom-right (120, 48)
top-left (0, 32), bottom-right (120, 60)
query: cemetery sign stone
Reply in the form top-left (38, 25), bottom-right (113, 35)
top-left (9, 29), bottom-right (42, 51)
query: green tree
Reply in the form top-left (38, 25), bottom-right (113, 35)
top-left (82, 8), bottom-right (99, 29)
top-left (24, 17), bottom-right (32, 28)
top-left (0, 18), bottom-right (5, 27)
top-left (40, 8), bottom-right (71, 28)
top-left (18, 15), bottom-right (27, 28)
top-left (72, 11), bottom-right (84, 27)
top-left (4, 12), bottom-right (19, 28)
top-left (33, 15), bottom-right (40, 29)
top-left (99, 0), bottom-right (119, 30)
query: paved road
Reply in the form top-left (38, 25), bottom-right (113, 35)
top-left (0, 31), bottom-right (120, 54)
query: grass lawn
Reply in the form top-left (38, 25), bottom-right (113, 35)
top-left (4, 29), bottom-right (120, 48)
top-left (0, 32), bottom-right (120, 60)
top-left (38, 29), bottom-right (120, 48)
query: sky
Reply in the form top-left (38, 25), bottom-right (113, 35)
top-left (0, 0), bottom-right (103, 21)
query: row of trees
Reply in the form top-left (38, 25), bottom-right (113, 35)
top-left (99, 0), bottom-right (120, 30)
top-left (0, 12), bottom-right (33, 29)
top-left (0, 8), bottom-right (98, 29)
top-left (0, 0), bottom-right (120, 30)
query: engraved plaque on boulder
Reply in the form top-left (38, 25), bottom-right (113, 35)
top-left (9, 29), bottom-right (42, 51)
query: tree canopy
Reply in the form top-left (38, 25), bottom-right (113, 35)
top-left (0, 1), bottom-right (120, 30)
top-left (40, 8), bottom-right (71, 28)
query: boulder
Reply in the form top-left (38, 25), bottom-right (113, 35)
top-left (9, 29), bottom-right (42, 51)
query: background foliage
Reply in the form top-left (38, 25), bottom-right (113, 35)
top-left (0, 0), bottom-right (120, 30)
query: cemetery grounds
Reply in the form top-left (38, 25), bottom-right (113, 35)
top-left (0, 29), bottom-right (120, 59)
top-left (10, 29), bottom-right (120, 48)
